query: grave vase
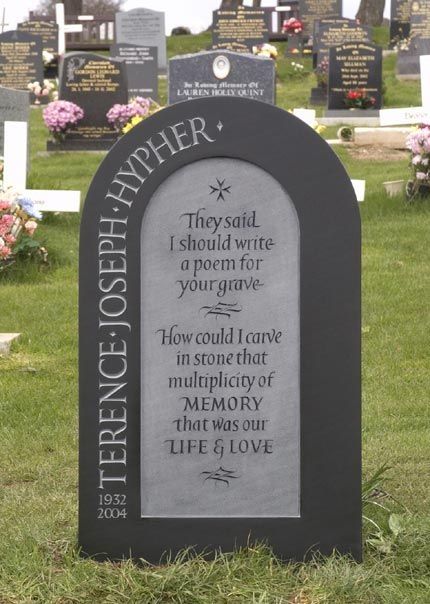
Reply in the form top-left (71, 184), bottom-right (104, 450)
top-left (406, 180), bottom-right (430, 200)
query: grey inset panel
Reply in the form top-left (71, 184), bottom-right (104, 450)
top-left (140, 157), bottom-right (300, 518)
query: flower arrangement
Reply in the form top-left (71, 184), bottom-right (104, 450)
top-left (106, 97), bottom-right (161, 134)
top-left (28, 79), bottom-right (58, 105)
top-left (287, 60), bottom-right (309, 78)
top-left (315, 57), bottom-right (329, 88)
top-left (0, 189), bottom-right (45, 271)
top-left (42, 100), bottom-right (84, 142)
top-left (405, 124), bottom-right (430, 197)
top-left (344, 89), bottom-right (376, 109)
top-left (43, 50), bottom-right (56, 67)
top-left (282, 18), bottom-right (303, 34)
top-left (252, 43), bottom-right (278, 59)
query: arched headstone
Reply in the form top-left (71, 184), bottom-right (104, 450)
top-left (79, 97), bottom-right (361, 562)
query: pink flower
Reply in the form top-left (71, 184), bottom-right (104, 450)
top-left (415, 171), bottom-right (427, 180)
top-left (0, 245), bottom-right (11, 258)
top-left (24, 220), bottom-right (37, 235)
top-left (0, 200), bottom-right (11, 211)
top-left (3, 233), bottom-right (16, 245)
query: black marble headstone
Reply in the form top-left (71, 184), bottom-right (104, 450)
top-left (0, 30), bottom-right (43, 90)
top-left (389, 0), bottom-right (411, 48)
top-left (212, 6), bottom-right (270, 52)
top-left (57, 52), bottom-right (127, 150)
top-left (168, 50), bottom-right (275, 105)
top-left (110, 43), bottom-right (158, 102)
top-left (79, 96), bottom-right (361, 563)
top-left (328, 42), bottom-right (382, 110)
top-left (314, 20), bottom-right (372, 66)
top-left (18, 20), bottom-right (59, 56)
top-left (299, 0), bottom-right (342, 34)
top-left (397, 0), bottom-right (430, 76)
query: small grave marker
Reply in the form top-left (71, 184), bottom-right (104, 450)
top-left (79, 96), bottom-right (361, 562)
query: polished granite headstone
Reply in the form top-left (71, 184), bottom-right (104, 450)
top-left (0, 30), bottom-right (43, 90)
top-left (212, 6), bottom-right (270, 52)
top-left (299, 0), bottom-right (342, 33)
top-left (79, 96), bottom-right (361, 563)
top-left (0, 86), bottom-right (29, 155)
top-left (389, 0), bottom-right (411, 48)
top-left (168, 50), bottom-right (275, 105)
top-left (328, 42), bottom-right (382, 110)
top-left (115, 8), bottom-right (166, 70)
top-left (55, 52), bottom-right (127, 151)
top-left (111, 43), bottom-right (158, 101)
top-left (314, 19), bottom-right (371, 65)
top-left (18, 20), bottom-right (59, 56)
top-left (398, 0), bottom-right (430, 76)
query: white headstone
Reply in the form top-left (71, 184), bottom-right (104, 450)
top-left (420, 55), bottom-right (430, 107)
top-left (2, 120), bottom-right (80, 212)
top-left (3, 121), bottom-right (27, 190)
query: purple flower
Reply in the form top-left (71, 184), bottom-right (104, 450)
top-left (43, 100), bottom-right (84, 133)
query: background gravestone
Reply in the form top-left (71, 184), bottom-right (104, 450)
top-left (398, 0), bottom-right (430, 76)
top-left (110, 43), bottom-right (158, 101)
top-left (299, 0), bottom-right (342, 34)
top-left (18, 20), bottom-right (59, 57)
top-left (79, 96), bottom-right (361, 563)
top-left (328, 42), bottom-right (382, 110)
top-left (314, 20), bottom-right (372, 66)
top-left (168, 50), bottom-right (275, 105)
top-left (0, 31), bottom-right (43, 90)
top-left (212, 6), bottom-right (270, 52)
top-left (115, 8), bottom-right (166, 71)
top-left (57, 52), bottom-right (127, 150)
top-left (389, 0), bottom-right (411, 48)
top-left (0, 87), bottom-right (29, 155)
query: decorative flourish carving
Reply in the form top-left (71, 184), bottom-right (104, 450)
top-left (200, 301), bottom-right (242, 319)
top-left (201, 467), bottom-right (240, 486)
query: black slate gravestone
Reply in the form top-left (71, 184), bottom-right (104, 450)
top-left (314, 20), bottom-right (372, 66)
top-left (212, 6), bottom-right (270, 52)
top-left (110, 43), bottom-right (158, 102)
top-left (398, 0), bottom-right (430, 76)
top-left (328, 42), bottom-right (382, 110)
top-left (0, 31), bottom-right (43, 90)
top-left (389, 0), bottom-right (411, 48)
top-left (57, 52), bottom-right (127, 150)
top-left (299, 0), bottom-right (342, 34)
top-left (17, 20), bottom-right (59, 57)
top-left (168, 50), bottom-right (275, 105)
top-left (115, 8), bottom-right (166, 71)
top-left (79, 96), bottom-right (361, 562)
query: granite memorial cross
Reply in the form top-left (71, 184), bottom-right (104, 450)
top-left (79, 96), bottom-right (361, 562)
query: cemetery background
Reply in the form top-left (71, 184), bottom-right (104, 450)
top-left (0, 25), bottom-right (429, 604)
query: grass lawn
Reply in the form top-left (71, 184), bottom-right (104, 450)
top-left (0, 31), bottom-right (429, 603)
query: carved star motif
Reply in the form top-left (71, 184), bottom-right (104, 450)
top-left (209, 178), bottom-right (231, 201)
top-left (217, 121), bottom-right (224, 131)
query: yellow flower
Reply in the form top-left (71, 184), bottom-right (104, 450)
top-left (122, 115), bottom-right (144, 134)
